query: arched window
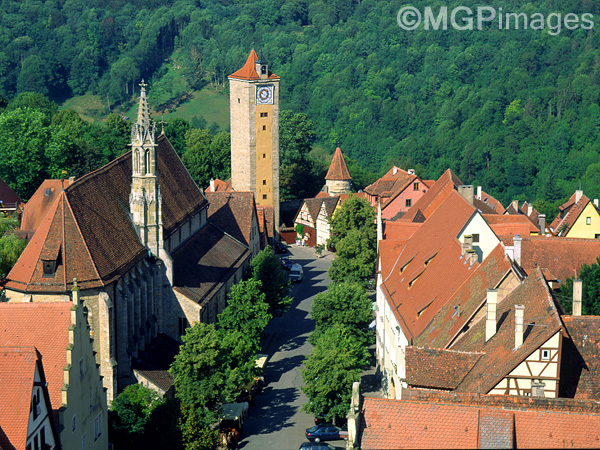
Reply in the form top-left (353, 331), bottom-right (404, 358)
top-left (145, 150), bottom-right (151, 174)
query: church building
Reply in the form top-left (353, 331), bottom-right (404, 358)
top-left (3, 83), bottom-right (251, 401)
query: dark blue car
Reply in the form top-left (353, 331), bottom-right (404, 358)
top-left (305, 424), bottom-right (347, 442)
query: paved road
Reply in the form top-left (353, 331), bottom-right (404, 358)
top-left (237, 245), bottom-right (346, 450)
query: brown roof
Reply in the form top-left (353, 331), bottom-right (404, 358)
top-left (0, 302), bottom-right (72, 423)
top-left (561, 315), bottom-right (600, 400)
top-left (451, 270), bottom-right (563, 394)
top-left (478, 190), bottom-right (506, 214)
top-left (0, 346), bottom-right (39, 449)
top-left (5, 134), bottom-right (208, 293)
top-left (132, 333), bottom-right (180, 393)
top-left (206, 191), bottom-right (256, 247)
top-left (258, 205), bottom-right (274, 240)
top-left (325, 147), bottom-right (351, 181)
top-left (405, 347), bottom-right (483, 390)
top-left (550, 192), bottom-right (593, 234)
top-left (320, 196), bottom-right (339, 216)
top-left (379, 190), bottom-right (476, 340)
top-left (364, 166), bottom-right (413, 198)
top-left (0, 176), bottom-right (22, 206)
top-left (229, 50), bottom-right (280, 81)
top-left (20, 179), bottom-right (71, 234)
top-left (172, 224), bottom-right (250, 305)
top-left (519, 235), bottom-right (600, 283)
top-left (360, 396), bottom-right (600, 450)
top-left (414, 244), bottom-right (515, 349)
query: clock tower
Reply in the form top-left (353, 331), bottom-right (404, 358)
top-left (229, 50), bottom-right (280, 238)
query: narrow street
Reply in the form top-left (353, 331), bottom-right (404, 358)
top-left (237, 245), bottom-right (347, 450)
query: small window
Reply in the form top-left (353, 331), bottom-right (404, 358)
top-left (178, 317), bottom-right (188, 335)
top-left (472, 234), bottom-right (480, 243)
top-left (262, 125), bottom-right (266, 130)
top-left (413, 182), bottom-right (420, 191)
top-left (260, 112), bottom-right (268, 117)
top-left (262, 180), bottom-right (267, 185)
top-left (42, 260), bottom-right (57, 277)
top-left (586, 217), bottom-right (591, 225)
top-left (45, 188), bottom-right (50, 196)
top-left (405, 199), bottom-right (412, 208)
top-left (263, 194), bottom-right (267, 200)
top-left (595, 234), bottom-right (600, 239)
top-left (237, 98), bottom-right (240, 103)
top-left (94, 414), bottom-right (103, 441)
top-left (261, 65), bottom-right (267, 75)
top-left (541, 349), bottom-right (550, 360)
top-left (262, 154), bottom-right (266, 158)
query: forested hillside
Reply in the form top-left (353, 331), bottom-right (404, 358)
top-left (1, 0), bottom-right (600, 209)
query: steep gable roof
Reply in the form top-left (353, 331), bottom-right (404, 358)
top-left (206, 191), bottom-right (256, 247)
top-left (319, 196), bottom-right (339, 217)
top-left (478, 190), bottom-right (506, 214)
top-left (228, 50), bottom-right (280, 81)
top-left (0, 176), bottom-right (22, 207)
top-left (561, 315), bottom-right (600, 399)
top-left (20, 179), bottom-right (71, 234)
top-left (325, 146), bottom-right (351, 181)
top-left (0, 302), bottom-right (72, 421)
top-left (451, 270), bottom-right (563, 394)
top-left (550, 192), bottom-right (593, 235)
top-left (5, 134), bottom-right (208, 293)
top-left (383, 221), bottom-right (422, 241)
top-left (0, 346), bottom-right (38, 450)
top-left (483, 213), bottom-right (539, 240)
top-left (379, 190), bottom-right (476, 340)
top-left (364, 166), bottom-right (413, 198)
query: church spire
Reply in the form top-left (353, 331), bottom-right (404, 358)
top-left (131, 80), bottom-right (156, 151)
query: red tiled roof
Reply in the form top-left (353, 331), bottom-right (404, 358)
top-left (360, 396), bottom-right (600, 449)
top-left (414, 244), bottom-right (515, 349)
top-left (20, 180), bottom-right (71, 233)
top-left (258, 205), bottom-right (274, 240)
top-left (0, 346), bottom-right (38, 449)
top-left (173, 224), bottom-right (250, 305)
top-left (561, 315), bottom-right (600, 399)
top-left (206, 191), bottom-right (256, 247)
top-left (550, 193), bottom-right (592, 234)
top-left (364, 166), bottom-right (413, 198)
top-left (0, 176), bottom-right (22, 206)
top-left (519, 235), bottom-right (600, 283)
top-left (0, 302), bottom-right (72, 422)
top-left (478, 190), bottom-right (505, 214)
top-left (451, 270), bottom-right (563, 394)
top-left (5, 134), bottom-right (208, 293)
top-left (325, 147), bottom-right (351, 181)
top-left (205, 178), bottom-right (232, 193)
top-left (382, 221), bottom-right (422, 241)
top-left (379, 190), bottom-right (476, 340)
top-left (483, 213), bottom-right (539, 238)
top-left (405, 347), bottom-right (483, 389)
top-left (228, 50), bottom-right (280, 81)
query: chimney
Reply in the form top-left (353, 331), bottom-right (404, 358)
top-left (486, 289), bottom-right (498, 342)
top-left (515, 305), bottom-right (525, 349)
top-left (392, 167), bottom-right (398, 175)
top-left (68, 176), bottom-right (75, 185)
top-left (511, 200), bottom-right (519, 212)
top-left (408, 168), bottom-right (415, 175)
top-left (538, 214), bottom-right (546, 235)
top-left (531, 381), bottom-right (545, 398)
top-left (462, 235), bottom-right (473, 256)
top-left (466, 249), bottom-right (477, 266)
top-left (458, 185), bottom-right (474, 204)
top-left (576, 189), bottom-right (583, 203)
top-left (209, 178), bottom-right (215, 192)
top-left (513, 235), bottom-right (522, 265)
top-left (527, 204), bottom-right (533, 216)
top-left (476, 186), bottom-right (482, 200)
top-left (573, 279), bottom-right (582, 316)
top-left (595, 199), bottom-right (599, 208)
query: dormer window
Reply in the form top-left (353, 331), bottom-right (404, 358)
top-left (261, 65), bottom-right (267, 75)
top-left (41, 242), bottom-right (61, 277)
top-left (43, 260), bottom-right (57, 277)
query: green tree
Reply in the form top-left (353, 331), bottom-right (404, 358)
top-left (182, 129), bottom-right (230, 189)
top-left (302, 323), bottom-right (370, 422)
top-left (328, 228), bottom-right (377, 286)
top-left (327, 194), bottom-right (375, 250)
top-left (218, 279), bottom-right (271, 348)
top-left (0, 214), bottom-right (26, 279)
top-left (251, 247), bottom-right (292, 312)
top-left (164, 118), bottom-right (191, 157)
top-left (280, 110), bottom-right (316, 167)
top-left (557, 257), bottom-right (600, 316)
top-left (179, 403), bottom-right (218, 450)
top-left (310, 281), bottom-right (373, 344)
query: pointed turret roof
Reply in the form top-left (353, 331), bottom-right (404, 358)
top-left (325, 146), bottom-right (351, 181)
top-left (132, 80), bottom-right (156, 146)
top-left (229, 50), bottom-right (280, 81)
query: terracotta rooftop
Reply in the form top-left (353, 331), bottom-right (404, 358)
top-left (229, 50), bottom-right (280, 81)
top-left (550, 192), bottom-right (593, 235)
top-left (451, 270), bottom-right (563, 394)
top-left (360, 396), bottom-right (600, 449)
top-left (382, 221), bottom-right (422, 241)
top-left (379, 190), bottom-right (477, 340)
top-left (561, 315), bottom-right (600, 400)
top-left (0, 346), bottom-right (39, 449)
top-left (405, 347), bottom-right (483, 390)
top-left (206, 191), bottom-right (256, 247)
top-left (519, 235), bottom-right (600, 283)
top-left (325, 147), bottom-right (351, 181)
top-left (364, 166), bottom-right (413, 198)
top-left (205, 178), bottom-right (232, 193)
top-left (4, 134), bottom-right (208, 293)
top-left (173, 223), bottom-right (250, 305)
top-left (483, 213), bottom-right (539, 239)
top-left (20, 179), bottom-right (72, 234)
top-left (478, 190), bottom-right (505, 214)
top-left (257, 205), bottom-right (274, 240)
top-left (0, 302), bottom-right (73, 423)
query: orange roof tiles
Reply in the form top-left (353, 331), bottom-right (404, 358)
top-left (0, 302), bottom-right (72, 422)
top-left (550, 192), bottom-right (593, 234)
top-left (364, 166), bottom-right (413, 198)
top-left (484, 213), bottom-right (539, 239)
top-left (383, 221), bottom-right (422, 241)
top-left (405, 347), bottom-right (483, 389)
top-left (20, 179), bottom-right (71, 233)
top-left (229, 50), bottom-right (280, 81)
top-left (325, 147), bottom-right (351, 181)
top-left (478, 190), bottom-right (505, 214)
top-left (206, 178), bottom-right (232, 193)
top-left (0, 346), bottom-right (38, 449)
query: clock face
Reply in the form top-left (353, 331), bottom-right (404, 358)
top-left (256, 85), bottom-right (274, 105)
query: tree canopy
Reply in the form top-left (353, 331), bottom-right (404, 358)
top-left (250, 247), bottom-right (292, 312)
top-left (557, 257), bottom-right (600, 316)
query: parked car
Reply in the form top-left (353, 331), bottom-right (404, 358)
top-left (280, 257), bottom-right (293, 271)
top-left (305, 424), bottom-right (347, 442)
top-left (290, 263), bottom-right (304, 282)
top-left (299, 442), bottom-right (336, 450)
top-left (274, 242), bottom-right (288, 254)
